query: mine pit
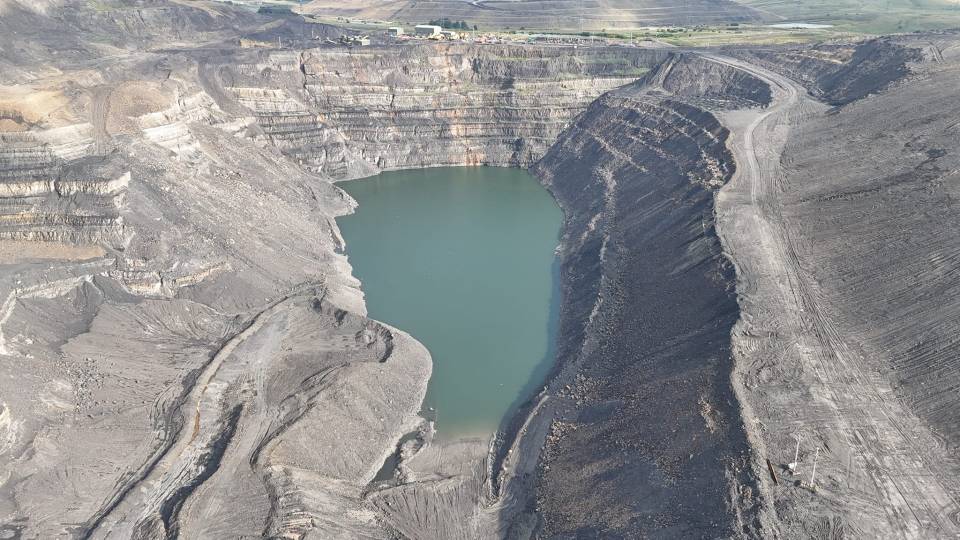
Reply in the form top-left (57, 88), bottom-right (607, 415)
top-left (3, 2), bottom-right (960, 538)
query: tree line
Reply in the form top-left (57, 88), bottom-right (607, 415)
top-left (428, 18), bottom-right (477, 31)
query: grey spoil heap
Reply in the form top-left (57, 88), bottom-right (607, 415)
top-left (1, 1), bottom-right (959, 538)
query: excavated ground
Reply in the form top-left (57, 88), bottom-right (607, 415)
top-left (2, 2), bottom-right (960, 539)
top-left (711, 38), bottom-right (960, 538)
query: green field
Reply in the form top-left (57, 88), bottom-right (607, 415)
top-left (293, 0), bottom-right (960, 46)
top-left (740, 0), bottom-right (960, 33)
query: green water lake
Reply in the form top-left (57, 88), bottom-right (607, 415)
top-left (337, 166), bottom-right (562, 439)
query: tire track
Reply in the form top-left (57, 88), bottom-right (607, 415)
top-left (707, 53), bottom-right (960, 538)
top-left (90, 86), bottom-right (113, 156)
top-left (83, 293), bottom-right (298, 539)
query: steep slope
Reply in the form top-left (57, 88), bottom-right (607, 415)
top-left (0, 6), bottom-right (671, 536)
top-left (711, 40), bottom-right (960, 538)
top-left (5, 2), bottom-right (960, 538)
top-left (217, 43), bottom-right (668, 179)
top-left (491, 56), bottom-right (773, 537)
top-left (729, 38), bottom-right (924, 105)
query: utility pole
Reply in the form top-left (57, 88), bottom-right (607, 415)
top-left (809, 447), bottom-right (820, 489)
top-left (788, 435), bottom-right (801, 474)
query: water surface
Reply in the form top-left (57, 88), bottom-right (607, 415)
top-left (768, 22), bottom-right (834, 29)
top-left (337, 167), bottom-right (561, 439)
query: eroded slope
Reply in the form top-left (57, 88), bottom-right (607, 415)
top-left (0, 5), bottom-right (673, 536)
top-left (489, 55), bottom-right (774, 537)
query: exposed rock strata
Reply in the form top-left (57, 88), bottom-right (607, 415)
top-left (508, 62), bottom-right (770, 537)
top-left (0, 4), bottom-right (674, 536)
top-left (0, 149), bottom-right (128, 244)
top-left (3, 2), bottom-right (960, 538)
top-left (219, 44), bottom-right (668, 179)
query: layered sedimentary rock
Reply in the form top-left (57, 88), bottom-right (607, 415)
top-left (219, 44), bottom-right (668, 179)
top-left (0, 4), bottom-right (675, 536)
top-left (0, 148), bottom-right (127, 244)
top-left (4, 1), bottom-right (960, 537)
top-left (504, 59), bottom-right (770, 537)
top-left (0, 5), bottom-right (417, 537)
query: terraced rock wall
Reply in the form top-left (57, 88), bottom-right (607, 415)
top-left (219, 44), bottom-right (669, 179)
top-left (0, 139), bottom-right (129, 245)
top-left (511, 65), bottom-right (771, 536)
top-left (0, 15), bottom-right (677, 534)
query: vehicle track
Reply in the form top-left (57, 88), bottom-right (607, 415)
top-left (90, 86), bottom-right (113, 156)
top-left (705, 53), bottom-right (960, 538)
top-left (85, 294), bottom-right (296, 538)
top-left (197, 60), bottom-right (249, 117)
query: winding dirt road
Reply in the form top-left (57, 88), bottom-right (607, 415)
top-left (707, 53), bottom-right (960, 538)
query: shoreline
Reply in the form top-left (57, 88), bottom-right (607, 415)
top-left (328, 51), bottom-right (781, 537)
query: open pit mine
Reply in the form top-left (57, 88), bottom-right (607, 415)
top-left (1, 1), bottom-right (960, 539)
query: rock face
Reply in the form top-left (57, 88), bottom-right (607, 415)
top-left (3, 2), bottom-right (960, 538)
top-left (217, 44), bottom-right (668, 179)
top-left (729, 38), bottom-right (923, 105)
top-left (0, 150), bottom-right (128, 244)
top-left (517, 61), bottom-right (770, 537)
top-left (0, 4), bottom-right (428, 538)
top-left (0, 3), bottom-right (674, 536)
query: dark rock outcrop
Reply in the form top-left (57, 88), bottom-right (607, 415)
top-left (730, 37), bottom-right (923, 105)
top-left (524, 72), bottom-right (765, 536)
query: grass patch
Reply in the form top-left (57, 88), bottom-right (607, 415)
top-left (738, 0), bottom-right (960, 34)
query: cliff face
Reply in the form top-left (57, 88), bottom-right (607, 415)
top-left (0, 7), bottom-right (674, 534)
top-left (505, 63), bottom-right (771, 537)
top-left (218, 44), bottom-right (668, 179)
top-left (0, 147), bottom-right (127, 244)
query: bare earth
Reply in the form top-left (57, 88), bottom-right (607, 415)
top-left (1, 1), bottom-right (960, 538)
top-left (713, 52), bottom-right (960, 537)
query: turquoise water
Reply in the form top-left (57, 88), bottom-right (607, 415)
top-left (337, 167), bottom-right (562, 439)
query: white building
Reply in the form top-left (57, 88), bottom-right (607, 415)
top-left (414, 24), bottom-right (442, 37)
top-left (388, 26), bottom-right (404, 36)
